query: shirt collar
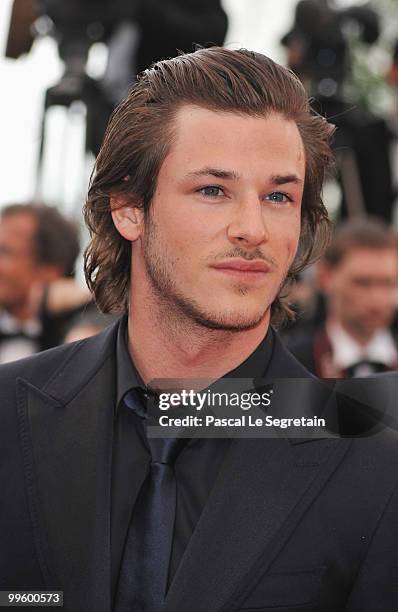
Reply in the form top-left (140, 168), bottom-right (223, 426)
top-left (115, 316), bottom-right (145, 415)
top-left (115, 314), bottom-right (274, 417)
top-left (327, 320), bottom-right (398, 370)
top-left (0, 308), bottom-right (42, 337)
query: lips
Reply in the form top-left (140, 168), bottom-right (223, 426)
top-left (211, 259), bottom-right (271, 273)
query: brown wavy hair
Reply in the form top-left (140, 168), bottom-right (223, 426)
top-left (84, 46), bottom-right (335, 324)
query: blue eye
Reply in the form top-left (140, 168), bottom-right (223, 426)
top-left (199, 186), bottom-right (224, 197)
top-left (266, 192), bottom-right (291, 203)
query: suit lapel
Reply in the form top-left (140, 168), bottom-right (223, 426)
top-left (16, 322), bottom-right (119, 612)
top-left (165, 331), bottom-right (350, 612)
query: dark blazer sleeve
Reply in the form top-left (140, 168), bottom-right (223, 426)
top-left (0, 360), bottom-right (45, 591)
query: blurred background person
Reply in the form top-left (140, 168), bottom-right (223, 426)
top-left (62, 304), bottom-right (117, 343)
top-left (287, 218), bottom-right (398, 377)
top-left (0, 203), bottom-right (91, 363)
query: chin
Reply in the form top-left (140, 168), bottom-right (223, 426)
top-left (190, 305), bottom-right (269, 332)
top-left (167, 288), bottom-right (271, 332)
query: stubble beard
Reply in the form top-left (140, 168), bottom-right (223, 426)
top-left (142, 215), bottom-right (283, 333)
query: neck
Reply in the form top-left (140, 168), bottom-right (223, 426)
top-left (128, 291), bottom-right (270, 386)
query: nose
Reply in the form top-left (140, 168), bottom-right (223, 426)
top-left (226, 196), bottom-right (269, 247)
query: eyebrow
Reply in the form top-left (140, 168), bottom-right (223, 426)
top-left (270, 174), bottom-right (303, 186)
top-left (185, 167), bottom-right (240, 180)
top-left (184, 168), bottom-right (303, 185)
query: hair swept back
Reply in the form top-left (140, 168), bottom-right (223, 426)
top-left (84, 46), bottom-right (335, 325)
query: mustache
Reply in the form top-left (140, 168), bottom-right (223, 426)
top-left (209, 248), bottom-right (278, 269)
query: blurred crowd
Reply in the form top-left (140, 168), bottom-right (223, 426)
top-left (283, 218), bottom-right (398, 378)
top-left (2, 0), bottom-right (398, 378)
top-left (0, 202), bottom-right (116, 363)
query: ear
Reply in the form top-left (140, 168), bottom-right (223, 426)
top-left (111, 194), bottom-right (145, 242)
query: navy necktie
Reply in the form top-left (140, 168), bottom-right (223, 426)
top-left (114, 389), bottom-right (184, 612)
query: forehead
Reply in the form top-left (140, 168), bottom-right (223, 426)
top-left (339, 247), bottom-right (398, 275)
top-left (163, 105), bottom-right (305, 179)
top-left (0, 213), bottom-right (37, 241)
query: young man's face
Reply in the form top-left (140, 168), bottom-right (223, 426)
top-left (136, 106), bottom-right (305, 330)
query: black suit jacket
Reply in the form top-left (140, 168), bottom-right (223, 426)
top-left (1, 318), bottom-right (398, 611)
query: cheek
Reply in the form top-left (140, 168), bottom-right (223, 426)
top-left (385, 290), bottom-right (397, 306)
top-left (6, 263), bottom-right (26, 283)
top-left (343, 287), bottom-right (361, 309)
top-left (288, 233), bottom-right (300, 262)
top-left (153, 198), bottom-right (204, 250)
top-left (168, 217), bottom-right (212, 259)
top-left (329, 274), bottom-right (346, 296)
top-left (278, 220), bottom-right (301, 267)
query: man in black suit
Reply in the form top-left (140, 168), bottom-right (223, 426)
top-left (288, 218), bottom-right (398, 378)
top-left (1, 47), bottom-right (398, 612)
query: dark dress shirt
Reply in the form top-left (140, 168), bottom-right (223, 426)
top-left (110, 317), bottom-right (274, 605)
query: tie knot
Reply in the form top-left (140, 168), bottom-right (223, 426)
top-left (123, 389), bottom-right (186, 464)
top-left (123, 387), bottom-right (154, 418)
top-left (147, 436), bottom-right (185, 465)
